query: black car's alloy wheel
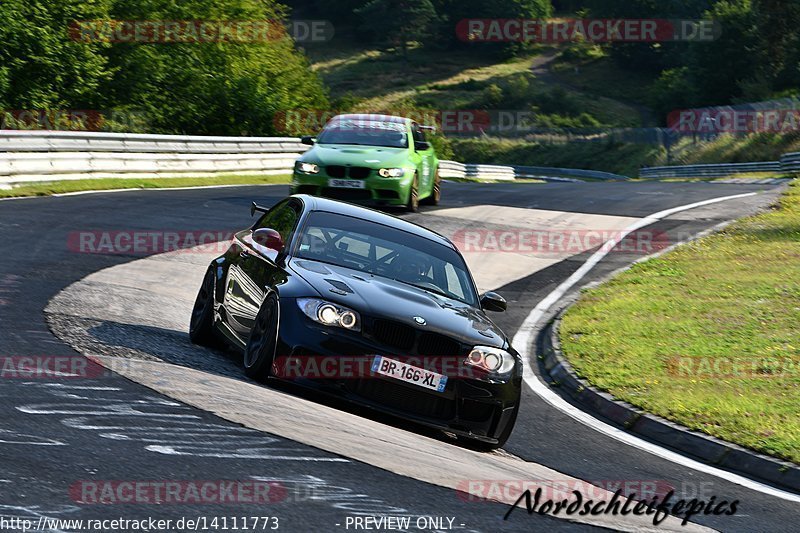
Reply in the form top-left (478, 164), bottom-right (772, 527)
top-left (407, 174), bottom-right (420, 212)
top-left (244, 293), bottom-right (280, 381)
top-left (189, 268), bottom-right (220, 347)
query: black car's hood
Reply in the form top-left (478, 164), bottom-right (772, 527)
top-left (289, 258), bottom-right (507, 349)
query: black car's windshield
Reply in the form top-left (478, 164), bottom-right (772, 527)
top-left (316, 119), bottom-right (408, 148)
top-left (296, 211), bottom-right (478, 306)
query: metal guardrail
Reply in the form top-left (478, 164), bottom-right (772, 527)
top-left (780, 152), bottom-right (800, 172)
top-left (639, 160), bottom-right (790, 179)
top-left (23, 129), bottom-right (800, 186)
top-left (0, 130), bottom-right (308, 154)
top-left (0, 131), bottom-right (308, 186)
top-left (513, 165), bottom-right (626, 181)
top-left (438, 160), bottom-right (623, 182)
top-left (0, 152), bottom-right (299, 185)
top-left (0, 131), bottom-right (631, 185)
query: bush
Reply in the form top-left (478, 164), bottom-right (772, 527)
top-left (0, 0), bottom-right (329, 135)
top-left (480, 84), bottom-right (505, 108)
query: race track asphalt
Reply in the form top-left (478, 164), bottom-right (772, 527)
top-left (0, 180), bottom-right (795, 532)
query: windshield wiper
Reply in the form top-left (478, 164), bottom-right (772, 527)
top-left (392, 278), bottom-right (451, 300)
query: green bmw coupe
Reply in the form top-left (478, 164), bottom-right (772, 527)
top-left (290, 114), bottom-right (440, 212)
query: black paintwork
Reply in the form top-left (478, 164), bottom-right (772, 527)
top-left (201, 195), bottom-right (522, 445)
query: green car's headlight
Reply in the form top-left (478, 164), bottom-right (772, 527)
top-left (465, 346), bottom-right (515, 374)
top-left (378, 168), bottom-right (406, 178)
top-left (295, 161), bottom-right (320, 174)
top-left (297, 298), bottom-right (361, 331)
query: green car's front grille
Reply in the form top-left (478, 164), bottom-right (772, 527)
top-left (324, 165), bottom-right (372, 179)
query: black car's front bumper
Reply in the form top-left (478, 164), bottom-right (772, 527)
top-left (271, 299), bottom-right (522, 443)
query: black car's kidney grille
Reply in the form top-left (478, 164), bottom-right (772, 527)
top-left (418, 333), bottom-right (461, 357)
top-left (368, 319), bottom-right (466, 359)
top-left (350, 378), bottom-right (455, 420)
top-left (326, 165), bottom-right (346, 178)
top-left (348, 166), bottom-right (371, 179)
top-left (371, 319), bottom-right (416, 352)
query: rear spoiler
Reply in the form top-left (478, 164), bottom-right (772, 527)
top-left (251, 202), bottom-right (270, 217)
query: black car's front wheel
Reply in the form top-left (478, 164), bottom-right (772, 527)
top-left (189, 268), bottom-right (220, 347)
top-left (244, 293), bottom-right (280, 381)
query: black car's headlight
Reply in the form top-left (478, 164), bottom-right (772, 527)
top-left (297, 298), bottom-right (361, 331)
top-left (466, 346), bottom-right (515, 374)
top-left (295, 161), bottom-right (320, 174)
top-left (378, 168), bottom-right (406, 178)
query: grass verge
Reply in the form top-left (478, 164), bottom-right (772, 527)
top-left (560, 180), bottom-right (800, 463)
top-left (450, 137), bottom-right (663, 177)
top-left (0, 174), bottom-right (292, 199)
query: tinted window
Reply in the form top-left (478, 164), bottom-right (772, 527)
top-left (316, 119), bottom-right (408, 148)
top-left (296, 211), bottom-right (478, 305)
top-left (255, 200), bottom-right (301, 244)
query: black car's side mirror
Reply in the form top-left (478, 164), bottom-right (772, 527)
top-left (301, 135), bottom-right (316, 146)
top-left (480, 291), bottom-right (507, 312)
top-left (414, 140), bottom-right (430, 152)
top-left (252, 228), bottom-right (285, 252)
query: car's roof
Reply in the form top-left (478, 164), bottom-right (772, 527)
top-left (328, 113), bottom-right (410, 125)
top-left (293, 195), bottom-right (454, 249)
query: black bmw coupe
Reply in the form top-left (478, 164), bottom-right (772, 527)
top-left (189, 195), bottom-right (522, 449)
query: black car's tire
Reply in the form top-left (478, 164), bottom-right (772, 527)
top-left (244, 292), bottom-right (280, 382)
top-left (406, 174), bottom-right (420, 212)
top-left (460, 402), bottom-right (519, 452)
top-left (189, 268), bottom-right (221, 347)
top-left (420, 170), bottom-right (441, 206)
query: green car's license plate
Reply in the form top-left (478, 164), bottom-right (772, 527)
top-left (328, 179), bottom-right (366, 189)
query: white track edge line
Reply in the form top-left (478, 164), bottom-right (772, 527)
top-left (512, 192), bottom-right (800, 503)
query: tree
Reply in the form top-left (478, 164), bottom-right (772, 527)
top-left (355, 0), bottom-right (438, 59)
top-left (582, 0), bottom-right (712, 72)
top-left (0, 0), bottom-right (113, 111)
top-left (102, 0), bottom-right (329, 135)
top-left (432, 0), bottom-right (553, 54)
top-left (685, 0), bottom-right (759, 105)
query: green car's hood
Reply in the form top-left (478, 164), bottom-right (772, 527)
top-left (300, 144), bottom-right (411, 168)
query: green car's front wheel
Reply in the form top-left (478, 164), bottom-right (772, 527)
top-left (406, 174), bottom-right (419, 212)
top-left (420, 170), bottom-right (441, 206)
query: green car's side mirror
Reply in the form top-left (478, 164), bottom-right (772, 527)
top-left (414, 141), bottom-right (430, 152)
top-left (301, 136), bottom-right (316, 146)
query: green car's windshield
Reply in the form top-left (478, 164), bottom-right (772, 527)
top-left (296, 211), bottom-right (478, 306)
top-left (316, 120), bottom-right (408, 148)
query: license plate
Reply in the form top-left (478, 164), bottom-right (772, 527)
top-left (371, 356), bottom-right (448, 392)
top-left (328, 179), bottom-right (366, 189)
